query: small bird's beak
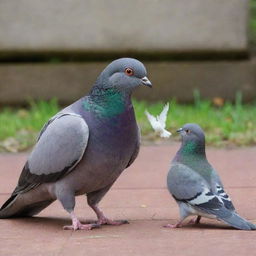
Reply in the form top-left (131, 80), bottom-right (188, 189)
top-left (176, 128), bottom-right (183, 133)
top-left (141, 76), bottom-right (152, 88)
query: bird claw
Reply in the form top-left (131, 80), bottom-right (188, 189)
top-left (63, 222), bottom-right (101, 231)
top-left (97, 218), bottom-right (129, 226)
top-left (164, 216), bottom-right (201, 229)
top-left (163, 223), bottom-right (182, 228)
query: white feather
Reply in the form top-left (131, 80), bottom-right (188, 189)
top-left (189, 187), bottom-right (216, 205)
top-left (145, 103), bottom-right (171, 138)
top-left (157, 102), bottom-right (169, 128)
top-left (216, 184), bottom-right (232, 202)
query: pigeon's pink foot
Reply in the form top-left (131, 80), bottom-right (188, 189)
top-left (163, 222), bottom-right (183, 228)
top-left (164, 216), bottom-right (201, 229)
top-left (91, 204), bottom-right (129, 226)
top-left (64, 211), bottom-right (100, 231)
top-left (97, 217), bottom-right (129, 226)
top-left (187, 216), bottom-right (201, 225)
top-left (63, 222), bottom-right (100, 230)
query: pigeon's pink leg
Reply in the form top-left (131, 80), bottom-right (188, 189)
top-left (163, 220), bottom-right (184, 228)
top-left (187, 215), bottom-right (201, 225)
top-left (63, 211), bottom-right (100, 230)
top-left (164, 216), bottom-right (201, 228)
top-left (91, 204), bottom-right (129, 225)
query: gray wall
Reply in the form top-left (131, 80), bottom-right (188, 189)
top-left (0, 0), bottom-right (254, 104)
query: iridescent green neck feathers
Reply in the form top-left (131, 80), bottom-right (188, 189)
top-left (82, 89), bottom-right (128, 118)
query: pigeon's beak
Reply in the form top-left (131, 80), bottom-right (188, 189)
top-left (176, 128), bottom-right (183, 133)
top-left (141, 76), bottom-right (152, 88)
top-left (177, 128), bottom-right (186, 136)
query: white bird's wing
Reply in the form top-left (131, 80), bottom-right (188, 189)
top-left (157, 103), bottom-right (169, 128)
top-left (145, 110), bottom-right (159, 130)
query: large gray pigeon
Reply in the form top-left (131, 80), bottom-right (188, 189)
top-left (166, 123), bottom-right (256, 230)
top-left (0, 58), bottom-right (152, 230)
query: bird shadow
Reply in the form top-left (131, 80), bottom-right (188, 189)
top-left (2, 216), bottom-right (99, 230)
top-left (2, 216), bottom-right (131, 231)
top-left (181, 222), bottom-right (238, 230)
top-left (2, 216), bottom-right (239, 231)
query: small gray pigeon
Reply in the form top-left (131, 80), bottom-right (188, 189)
top-left (0, 58), bottom-right (152, 230)
top-left (166, 123), bottom-right (256, 230)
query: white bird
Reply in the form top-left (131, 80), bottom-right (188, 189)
top-left (145, 103), bottom-right (171, 138)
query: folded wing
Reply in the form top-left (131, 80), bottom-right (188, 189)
top-left (13, 113), bottom-right (89, 195)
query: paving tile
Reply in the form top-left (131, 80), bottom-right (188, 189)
top-left (0, 145), bottom-right (256, 256)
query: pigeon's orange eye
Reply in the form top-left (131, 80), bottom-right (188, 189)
top-left (125, 68), bottom-right (134, 76)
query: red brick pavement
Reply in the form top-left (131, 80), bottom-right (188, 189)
top-left (0, 144), bottom-right (256, 256)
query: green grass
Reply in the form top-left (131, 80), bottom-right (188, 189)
top-left (134, 92), bottom-right (256, 147)
top-left (0, 99), bottom-right (59, 152)
top-left (0, 95), bottom-right (256, 152)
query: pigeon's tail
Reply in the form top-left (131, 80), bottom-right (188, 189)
top-left (0, 185), bottom-right (55, 218)
top-left (221, 212), bottom-right (256, 230)
top-left (160, 129), bottom-right (172, 138)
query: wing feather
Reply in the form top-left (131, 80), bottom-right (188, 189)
top-left (13, 113), bottom-right (89, 195)
top-left (167, 163), bottom-right (235, 218)
top-left (157, 102), bottom-right (169, 128)
top-left (145, 110), bottom-right (158, 130)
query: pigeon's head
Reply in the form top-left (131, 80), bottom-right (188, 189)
top-left (94, 58), bottom-right (152, 94)
top-left (177, 123), bottom-right (205, 150)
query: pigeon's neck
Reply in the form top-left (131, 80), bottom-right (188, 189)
top-left (175, 141), bottom-right (213, 181)
top-left (83, 88), bottom-right (132, 118)
top-left (175, 141), bottom-right (206, 163)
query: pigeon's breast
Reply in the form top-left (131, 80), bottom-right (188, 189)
top-left (87, 109), bottom-right (139, 163)
top-left (65, 108), bottom-right (139, 194)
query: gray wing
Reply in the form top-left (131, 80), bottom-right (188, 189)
top-left (126, 126), bottom-right (140, 168)
top-left (210, 168), bottom-right (235, 211)
top-left (168, 163), bottom-right (211, 203)
top-left (13, 113), bottom-right (89, 195)
top-left (167, 163), bottom-right (231, 215)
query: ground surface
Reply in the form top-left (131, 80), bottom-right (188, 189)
top-left (0, 143), bottom-right (256, 256)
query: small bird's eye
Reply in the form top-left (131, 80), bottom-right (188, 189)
top-left (125, 68), bottom-right (134, 76)
top-left (185, 129), bottom-right (191, 134)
